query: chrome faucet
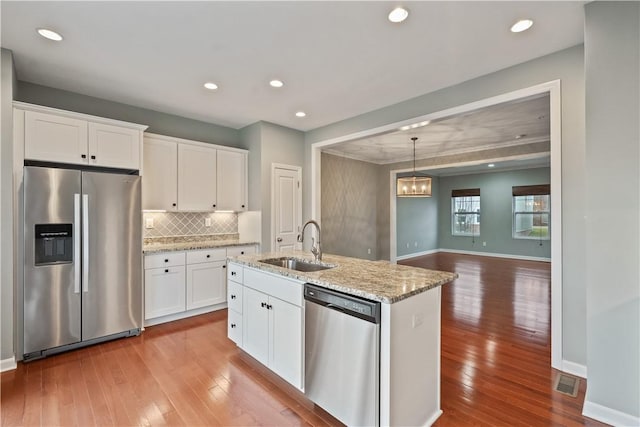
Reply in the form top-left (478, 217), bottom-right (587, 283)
top-left (298, 219), bottom-right (322, 262)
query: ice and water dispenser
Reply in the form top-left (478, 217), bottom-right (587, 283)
top-left (34, 224), bottom-right (73, 265)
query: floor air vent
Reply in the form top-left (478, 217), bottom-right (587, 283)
top-left (554, 373), bottom-right (580, 397)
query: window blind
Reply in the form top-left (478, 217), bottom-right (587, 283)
top-left (512, 184), bottom-right (550, 196)
top-left (451, 188), bottom-right (480, 197)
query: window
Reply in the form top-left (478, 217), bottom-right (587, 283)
top-left (512, 185), bottom-right (550, 240)
top-left (451, 188), bottom-right (480, 236)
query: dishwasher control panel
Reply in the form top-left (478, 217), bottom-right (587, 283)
top-left (304, 283), bottom-right (381, 323)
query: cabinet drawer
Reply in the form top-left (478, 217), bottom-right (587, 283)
top-left (145, 252), bottom-right (185, 269)
top-left (243, 267), bottom-right (303, 307)
top-left (227, 262), bottom-right (243, 282)
top-left (227, 280), bottom-right (243, 313)
top-left (144, 252), bottom-right (185, 269)
top-left (227, 245), bottom-right (256, 257)
top-left (228, 309), bottom-right (242, 346)
top-left (186, 248), bottom-right (226, 264)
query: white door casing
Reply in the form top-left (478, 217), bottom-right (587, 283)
top-left (272, 164), bottom-right (302, 252)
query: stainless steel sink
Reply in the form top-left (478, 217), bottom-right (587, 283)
top-left (259, 257), bottom-right (335, 272)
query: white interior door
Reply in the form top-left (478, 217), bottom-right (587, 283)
top-left (272, 165), bottom-right (301, 252)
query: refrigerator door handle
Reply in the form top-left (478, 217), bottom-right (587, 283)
top-left (73, 194), bottom-right (81, 294)
top-left (82, 194), bottom-right (89, 293)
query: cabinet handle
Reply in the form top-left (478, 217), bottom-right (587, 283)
top-left (266, 304), bottom-right (273, 310)
top-left (261, 302), bottom-right (266, 308)
top-left (212, 204), bottom-right (216, 208)
top-left (231, 271), bottom-right (236, 276)
top-left (206, 254), bottom-right (210, 258)
top-left (241, 205), bottom-right (245, 208)
top-left (222, 265), bottom-right (226, 269)
top-left (81, 154), bottom-right (87, 159)
top-left (230, 323), bottom-right (236, 328)
top-left (164, 269), bottom-right (169, 273)
top-left (164, 259), bottom-right (169, 262)
top-left (91, 155), bottom-right (96, 160)
top-left (240, 251), bottom-right (244, 255)
top-left (230, 294), bottom-right (236, 299)
top-left (276, 237), bottom-right (283, 242)
top-left (172, 203), bottom-right (177, 207)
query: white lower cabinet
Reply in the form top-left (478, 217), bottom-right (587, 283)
top-left (145, 265), bottom-right (186, 319)
top-left (228, 262), bottom-right (304, 390)
top-left (144, 245), bottom-right (257, 325)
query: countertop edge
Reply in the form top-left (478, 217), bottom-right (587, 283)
top-left (143, 241), bottom-right (260, 254)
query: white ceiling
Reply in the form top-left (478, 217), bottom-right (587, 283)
top-left (323, 93), bottom-right (550, 164)
top-left (1, 1), bottom-right (584, 132)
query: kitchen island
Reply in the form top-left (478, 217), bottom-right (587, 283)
top-left (228, 251), bottom-right (457, 427)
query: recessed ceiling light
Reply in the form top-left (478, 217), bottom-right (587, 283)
top-left (388, 7), bottom-right (409, 23)
top-left (295, 111), bottom-right (306, 118)
top-left (204, 82), bottom-right (218, 90)
top-left (37, 28), bottom-right (63, 41)
top-left (510, 19), bottom-right (533, 33)
top-left (488, 163), bottom-right (496, 168)
top-left (270, 80), bottom-right (284, 88)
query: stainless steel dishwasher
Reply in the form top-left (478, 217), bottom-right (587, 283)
top-left (304, 283), bottom-right (381, 426)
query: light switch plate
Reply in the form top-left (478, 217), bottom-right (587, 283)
top-left (205, 218), bottom-right (212, 227)
top-left (145, 218), bottom-right (154, 229)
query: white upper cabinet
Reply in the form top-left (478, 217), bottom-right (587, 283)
top-left (217, 149), bottom-right (247, 211)
top-left (88, 123), bottom-right (140, 169)
top-left (178, 143), bottom-right (217, 211)
top-left (19, 104), bottom-right (146, 170)
top-left (142, 133), bottom-right (247, 212)
top-left (24, 111), bottom-right (89, 165)
top-left (142, 137), bottom-right (178, 211)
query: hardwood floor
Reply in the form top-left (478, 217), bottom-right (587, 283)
top-left (2, 253), bottom-right (606, 426)
top-left (400, 252), bottom-right (604, 427)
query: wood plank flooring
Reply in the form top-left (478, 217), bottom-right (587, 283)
top-left (2, 253), bottom-right (606, 426)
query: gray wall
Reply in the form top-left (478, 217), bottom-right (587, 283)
top-left (438, 168), bottom-right (551, 259)
top-left (1, 48), bottom-right (16, 361)
top-left (239, 121), bottom-right (305, 250)
top-left (306, 45), bottom-right (586, 366)
top-left (321, 153), bottom-right (377, 260)
top-left (16, 81), bottom-right (241, 148)
top-left (584, 2), bottom-right (639, 420)
top-left (396, 176), bottom-right (439, 257)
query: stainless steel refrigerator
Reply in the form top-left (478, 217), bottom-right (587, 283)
top-left (23, 166), bottom-right (142, 360)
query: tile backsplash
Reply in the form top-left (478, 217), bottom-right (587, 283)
top-left (143, 212), bottom-right (238, 238)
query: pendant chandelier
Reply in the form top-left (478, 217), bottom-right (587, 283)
top-left (396, 137), bottom-right (432, 197)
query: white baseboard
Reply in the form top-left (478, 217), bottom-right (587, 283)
top-left (438, 248), bottom-right (551, 263)
top-left (424, 409), bottom-right (443, 427)
top-left (583, 400), bottom-right (640, 427)
top-left (561, 360), bottom-right (587, 379)
top-left (396, 249), bottom-right (440, 261)
top-left (1, 356), bottom-right (17, 372)
top-left (144, 303), bottom-right (227, 327)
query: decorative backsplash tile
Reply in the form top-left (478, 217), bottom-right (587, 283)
top-left (143, 212), bottom-right (238, 238)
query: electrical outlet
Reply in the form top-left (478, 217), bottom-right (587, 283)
top-left (205, 218), bottom-right (212, 227)
top-left (406, 242), bottom-right (410, 248)
top-left (367, 248), bottom-right (371, 254)
top-left (483, 241), bottom-right (487, 247)
top-left (412, 313), bottom-right (424, 328)
top-left (414, 241), bottom-right (418, 247)
top-left (145, 218), bottom-right (154, 229)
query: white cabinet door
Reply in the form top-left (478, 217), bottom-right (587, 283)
top-left (269, 297), bottom-right (303, 389)
top-left (228, 309), bottom-right (243, 346)
top-left (242, 286), bottom-right (270, 366)
top-left (186, 261), bottom-right (226, 310)
top-left (142, 137), bottom-right (178, 211)
top-left (217, 150), bottom-right (247, 211)
top-left (178, 144), bottom-right (217, 211)
top-left (24, 111), bottom-right (88, 165)
top-left (144, 266), bottom-right (186, 319)
top-left (88, 123), bottom-right (140, 169)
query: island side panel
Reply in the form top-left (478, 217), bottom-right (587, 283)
top-left (380, 286), bottom-right (442, 427)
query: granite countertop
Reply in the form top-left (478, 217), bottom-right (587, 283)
top-left (229, 251), bottom-right (458, 304)
top-left (143, 235), bottom-right (259, 253)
